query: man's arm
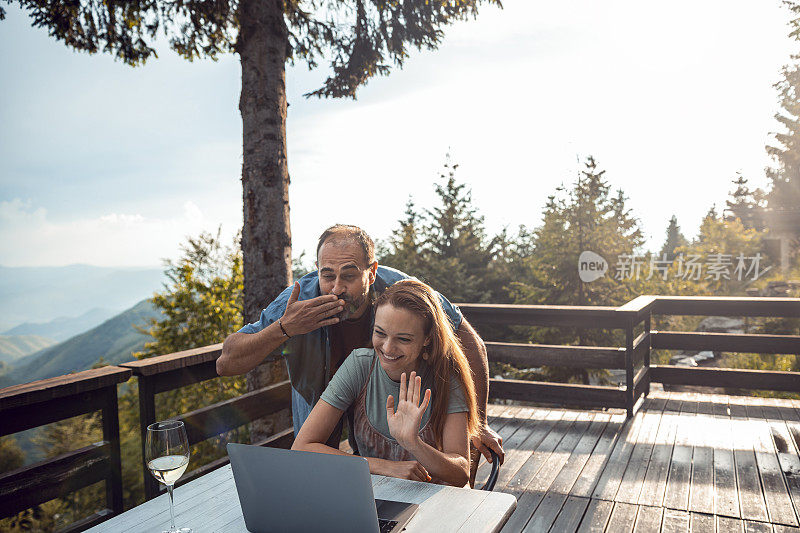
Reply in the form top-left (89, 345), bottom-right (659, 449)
top-left (216, 282), bottom-right (344, 376)
top-left (217, 324), bottom-right (287, 376)
top-left (457, 318), bottom-right (505, 464)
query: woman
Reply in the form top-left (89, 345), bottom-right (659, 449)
top-left (292, 279), bottom-right (478, 487)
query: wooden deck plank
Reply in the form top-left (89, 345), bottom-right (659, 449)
top-left (604, 501), bottom-right (638, 532)
top-left (617, 403), bottom-right (668, 504)
top-left (522, 491), bottom-right (568, 532)
top-left (577, 498), bottom-right (615, 533)
top-left (661, 508), bottom-right (690, 533)
top-left (717, 516), bottom-right (745, 533)
top-left (639, 406), bottom-right (679, 507)
top-left (743, 521), bottom-right (773, 533)
top-left (549, 496), bottom-right (591, 532)
top-left (549, 413), bottom-right (612, 495)
top-left (525, 412), bottom-right (595, 493)
top-left (504, 411), bottom-right (579, 495)
top-left (774, 525), bottom-right (800, 533)
top-left (690, 449), bottom-right (715, 515)
top-left (748, 405), bottom-right (799, 527)
top-left (570, 414), bottom-right (627, 498)
top-left (690, 512), bottom-right (715, 533)
top-left (499, 490), bottom-right (545, 532)
top-left (591, 400), bottom-right (654, 501)
top-left (769, 409), bottom-right (800, 524)
top-left (664, 399), bottom-right (699, 511)
top-left (476, 406), bottom-right (531, 485)
top-left (633, 505), bottom-right (663, 533)
top-left (490, 409), bottom-right (563, 491)
top-left (731, 413), bottom-right (770, 522)
top-left (715, 414), bottom-right (741, 518)
top-left (689, 432), bottom-right (715, 515)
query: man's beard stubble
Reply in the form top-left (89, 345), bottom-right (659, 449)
top-left (334, 290), bottom-right (368, 321)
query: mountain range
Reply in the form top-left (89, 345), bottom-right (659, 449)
top-left (0, 335), bottom-right (56, 364)
top-left (3, 307), bottom-right (121, 342)
top-left (0, 299), bottom-right (161, 388)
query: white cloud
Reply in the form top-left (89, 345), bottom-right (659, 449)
top-left (0, 199), bottom-right (225, 267)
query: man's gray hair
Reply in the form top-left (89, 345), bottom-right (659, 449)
top-left (316, 224), bottom-right (376, 265)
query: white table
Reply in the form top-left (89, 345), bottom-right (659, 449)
top-left (87, 464), bottom-right (516, 533)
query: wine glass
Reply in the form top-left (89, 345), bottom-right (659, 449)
top-left (146, 420), bottom-right (192, 533)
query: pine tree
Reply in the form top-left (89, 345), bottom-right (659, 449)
top-left (660, 215), bottom-right (689, 260)
top-left (767, 1), bottom-right (800, 212)
top-left (510, 156), bottom-right (647, 384)
top-left (725, 173), bottom-right (765, 230)
top-left (419, 155), bottom-right (497, 303)
top-left (380, 197), bottom-right (422, 276)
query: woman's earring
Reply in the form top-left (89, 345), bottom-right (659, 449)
top-left (422, 351), bottom-right (429, 361)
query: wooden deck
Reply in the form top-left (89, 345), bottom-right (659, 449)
top-left (477, 391), bottom-right (800, 532)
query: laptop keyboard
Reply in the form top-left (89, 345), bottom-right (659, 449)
top-left (379, 518), bottom-right (399, 533)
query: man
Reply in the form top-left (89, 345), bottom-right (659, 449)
top-left (217, 224), bottom-right (504, 464)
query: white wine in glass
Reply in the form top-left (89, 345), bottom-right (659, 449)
top-left (146, 420), bottom-right (192, 533)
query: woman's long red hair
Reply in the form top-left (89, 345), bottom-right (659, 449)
top-left (375, 280), bottom-right (478, 450)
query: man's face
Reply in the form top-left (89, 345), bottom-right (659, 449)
top-left (316, 240), bottom-right (377, 321)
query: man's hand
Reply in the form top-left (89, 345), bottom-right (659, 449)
top-left (471, 423), bottom-right (504, 464)
top-left (281, 282), bottom-right (344, 336)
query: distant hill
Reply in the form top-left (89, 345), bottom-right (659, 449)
top-left (0, 335), bottom-right (57, 363)
top-left (0, 264), bottom-right (164, 331)
top-left (4, 299), bottom-right (162, 386)
top-left (4, 308), bottom-right (120, 342)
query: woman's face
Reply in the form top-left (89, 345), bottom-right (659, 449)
top-left (372, 304), bottom-right (430, 382)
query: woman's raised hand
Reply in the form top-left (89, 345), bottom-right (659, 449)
top-left (386, 371), bottom-right (431, 450)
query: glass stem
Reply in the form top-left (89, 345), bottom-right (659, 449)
top-left (167, 484), bottom-right (176, 530)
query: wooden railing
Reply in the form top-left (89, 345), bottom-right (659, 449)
top-left (0, 295), bottom-right (798, 531)
top-left (460, 296), bottom-right (654, 417)
top-left (647, 296), bottom-right (800, 392)
top-left (0, 367), bottom-right (129, 532)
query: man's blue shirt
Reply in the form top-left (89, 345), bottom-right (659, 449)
top-left (238, 265), bottom-right (463, 435)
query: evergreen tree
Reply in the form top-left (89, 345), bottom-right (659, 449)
top-left (767, 1), bottom-right (800, 213)
top-left (660, 215), bottom-right (689, 260)
top-left (380, 197), bottom-right (422, 276)
top-left (510, 156), bottom-right (647, 383)
top-left (725, 173), bottom-right (765, 230)
top-left (419, 155), bottom-right (497, 303)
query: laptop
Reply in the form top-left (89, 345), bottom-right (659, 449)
top-left (227, 443), bottom-right (419, 533)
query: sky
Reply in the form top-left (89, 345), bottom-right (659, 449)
top-left (0, 0), bottom-right (796, 268)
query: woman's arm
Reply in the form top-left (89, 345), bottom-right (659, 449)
top-left (386, 372), bottom-right (470, 487)
top-left (403, 411), bottom-right (470, 487)
top-left (292, 399), bottom-right (431, 482)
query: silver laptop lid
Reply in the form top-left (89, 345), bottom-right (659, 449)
top-left (227, 443), bottom-right (380, 533)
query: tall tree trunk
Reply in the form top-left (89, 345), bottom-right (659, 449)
top-left (238, 0), bottom-right (292, 442)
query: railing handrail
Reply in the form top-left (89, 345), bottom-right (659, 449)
top-left (119, 343), bottom-right (223, 375)
top-left (0, 366), bottom-right (131, 410)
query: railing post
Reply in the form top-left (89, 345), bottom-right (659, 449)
top-left (101, 385), bottom-right (124, 515)
top-left (625, 324), bottom-right (634, 418)
top-left (137, 375), bottom-right (159, 500)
